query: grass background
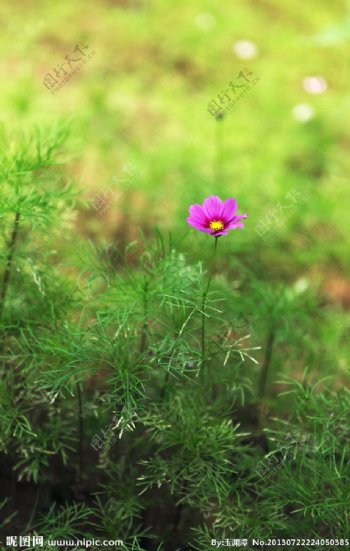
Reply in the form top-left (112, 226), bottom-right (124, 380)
top-left (1, 1), bottom-right (350, 546)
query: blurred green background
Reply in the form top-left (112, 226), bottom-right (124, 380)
top-left (1, 0), bottom-right (350, 385)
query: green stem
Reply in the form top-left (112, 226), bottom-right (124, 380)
top-left (258, 326), bottom-right (275, 400)
top-left (201, 236), bottom-right (219, 369)
top-left (140, 279), bottom-right (149, 354)
top-left (161, 369), bottom-right (170, 400)
top-left (0, 211), bottom-right (21, 320)
top-left (258, 325), bottom-right (276, 427)
top-left (173, 479), bottom-right (188, 532)
top-left (76, 382), bottom-right (84, 484)
top-left (25, 484), bottom-right (41, 531)
top-left (215, 117), bottom-right (224, 183)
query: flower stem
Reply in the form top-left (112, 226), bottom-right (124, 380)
top-left (215, 117), bottom-right (224, 183)
top-left (201, 236), bottom-right (219, 369)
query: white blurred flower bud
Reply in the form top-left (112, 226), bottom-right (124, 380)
top-left (303, 76), bottom-right (328, 94)
top-left (232, 40), bottom-right (258, 59)
top-left (292, 103), bottom-right (315, 123)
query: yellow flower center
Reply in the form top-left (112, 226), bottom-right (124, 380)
top-left (209, 220), bottom-right (224, 231)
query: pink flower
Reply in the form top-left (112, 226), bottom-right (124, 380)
top-left (187, 195), bottom-right (247, 236)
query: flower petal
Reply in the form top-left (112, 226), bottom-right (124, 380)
top-left (189, 204), bottom-right (208, 224)
top-left (213, 230), bottom-right (228, 236)
top-left (188, 205), bottom-right (210, 233)
top-left (226, 214), bottom-right (247, 227)
top-left (224, 214), bottom-right (247, 231)
top-left (202, 195), bottom-right (224, 220)
top-left (187, 217), bottom-right (212, 232)
top-left (222, 198), bottom-right (238, 222)
top-left (228, 222), bottom-right (245, 230)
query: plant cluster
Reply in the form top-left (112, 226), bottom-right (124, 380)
top-left (0, 126), bottom-right (349, 551)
